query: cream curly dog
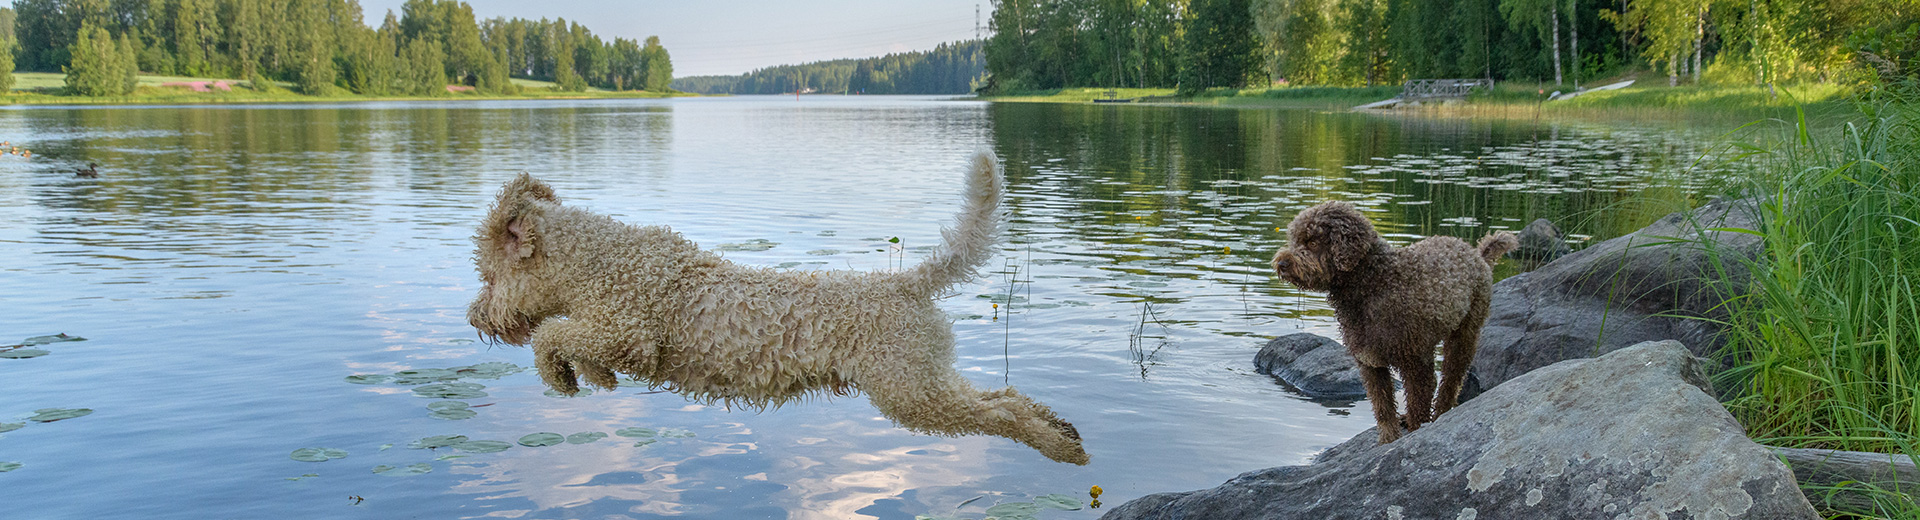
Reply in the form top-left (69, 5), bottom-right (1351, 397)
top-left (1271, 201), bottom-right (1517, 444)
top-left (466, 152), bottom-right (1088, 464)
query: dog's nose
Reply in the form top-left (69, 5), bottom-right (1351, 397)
top-left (1274, 258), bottom-right (1291, 270)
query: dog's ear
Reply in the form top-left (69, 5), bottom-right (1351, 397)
top-left (502, 202), bottom-right (540, 260)
top-left (481, 173), bottom-right (555, 261)
top-left (1321, 202), bottom-right (1379, 272)
top-left (499, 173), bottom-right (558, 205)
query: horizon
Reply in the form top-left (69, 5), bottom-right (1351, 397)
top-left (357, 0), bottom-right (987, 78)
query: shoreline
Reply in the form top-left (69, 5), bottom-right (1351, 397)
top-left (1, 90), bottom-right (696, 107)
top-left (976, 82), bottom-right (1859, 122)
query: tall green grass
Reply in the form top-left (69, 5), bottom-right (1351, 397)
top-left (1708, 94), bottom-right (1920, 516)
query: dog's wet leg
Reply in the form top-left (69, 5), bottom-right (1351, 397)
top-left (535, 343), bottom-right (581, 396)
top-left (1436, 323), bottom-right (1481, 415)
top-left (531, 318), bottom-right (640, 392)
top-left (1438, 289), bottom-right (1489, 415)
top-left (1361, 365), bottom-right (1401, 443)
top-left (1397, 355), bottom-right (1437, 432)
top-left (860, 355), bottom-right (1089, 465)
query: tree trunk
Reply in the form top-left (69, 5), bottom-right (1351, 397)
top-left (1551, 0), bottom-right (1562, 85)
top-left (1692, 7), bottom-right (1704, 84)
top-left (1569, 0), bottom-right (1579, 89)
top-left (1669, 53), bottom-right (1678, 86)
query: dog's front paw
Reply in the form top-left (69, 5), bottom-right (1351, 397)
top-left (576, 359), bottom-right (620, 390)
top-left (535, 344), bottom-right (582, 396)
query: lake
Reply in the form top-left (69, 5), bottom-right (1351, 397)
top-left (0, 96), bottom-right (1738, 519)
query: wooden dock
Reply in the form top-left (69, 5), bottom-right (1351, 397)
top-left (1354, 79), bottom-right (1494, 110)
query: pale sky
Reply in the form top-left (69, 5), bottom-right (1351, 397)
top-left (358, 0), bottom-right (988, 77)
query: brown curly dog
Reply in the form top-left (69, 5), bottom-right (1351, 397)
top-left (1271, 201), bottom-right (1517, 443)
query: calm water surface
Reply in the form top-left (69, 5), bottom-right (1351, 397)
top-left (0, 96), bottom-right (1737, 519)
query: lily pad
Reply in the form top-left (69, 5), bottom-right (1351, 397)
top-left (0, 462), bottom-right (19, 472)
top-left (343, 374), bottom-right (390, 385)
top-left (28, 408), bottom-right (92, 423)
top-left (452, 362), bottom-right (524, 380)
top-left (372, 463), bottom-right (433, 477)
top-left (614, 427), bottom-right (656, 438)
top-left (22, 334), bottom-right (85, 346)
top-left (434, 454), bottom-right (468, 461)
top-left (518, 432), bottom-right (565, 447)
top-left (413, 382), bottom-right (487, 399)
top-left (657, 428), bottom-right (696, 438)
top-left (378, 444), bottom-right (393, 451)
top-left (390, 368), bottom-right (460, 385)
top-left (408, 435), bottom-right (469, 450)
top-left (427, 401), bottom-right (477, 420)
top-left (631, 439), bottom-right (657, 447)
top-left (284, 473), bottom-right (319, 481)
top-left (984, 502), bottom-right (1041, 518)
top-left (429, 410), bottom-right (476, 420)
top-left (716, 239), bottom-right (779, 252)
top-left (1035, 494), bottom-right (1084, 510)
top-left (544, 388), bottom-right (592, 398)
top-left (451, 440), bottom-right (512, 453)
top-left (0, 423), bottom-right (22, 433)
top-left (0, 349), bottom-right (50, 359)
top-left (290, 447), bottom-right (349, 462)
top-left (566, 432), bottom-right (607, 444)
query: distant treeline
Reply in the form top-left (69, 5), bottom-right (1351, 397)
top-left (984, 0), bottom-right (1919, 93)
top-left (1, 0), bottom-right (672, 95)
top-left (673, 40), bottom-right (984, 95)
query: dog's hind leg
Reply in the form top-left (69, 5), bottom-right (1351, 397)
top-left (530, 317), bottom-right (643, 393)
top-left (1437, 289), bottom-right (1490, 415)
top-left (1436, 324), bottom-right (1481, 416)
top-left (857, 348), bottom-right (1089, 465)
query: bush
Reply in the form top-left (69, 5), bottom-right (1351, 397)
top-left (64, 24), bottom-right (137, 96)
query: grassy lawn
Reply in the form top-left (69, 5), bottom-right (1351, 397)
top-left (4, 71), bottom-right (685, 104)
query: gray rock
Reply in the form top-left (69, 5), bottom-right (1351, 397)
top-left (1253, 333), bottom-right (1366, 399)
top-left (1513, 218), bottom-right (1573, 262)
top-left (1102, 341), bottom-right (1819, 520)
top-left (1474, 198), bottom-right (1764, 390)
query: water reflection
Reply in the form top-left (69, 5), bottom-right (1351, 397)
top-left (0, 98), bottom-right (1740, 520)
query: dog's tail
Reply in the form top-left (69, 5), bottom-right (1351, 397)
top-left (901, 150), bottom-right (1005, 296)
top-left (1477, 231), bottom-right (1519, 265)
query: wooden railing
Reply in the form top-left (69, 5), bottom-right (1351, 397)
top-left (1400, 79), bottom-right (1493, 99)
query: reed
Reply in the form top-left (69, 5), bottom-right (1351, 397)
top-left (1705, 92), bottom-right (1920, 516)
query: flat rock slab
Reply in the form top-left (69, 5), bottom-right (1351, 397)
top-left (1105, 341), bottom-right (1818, 520)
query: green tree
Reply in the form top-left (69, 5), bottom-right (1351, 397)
top-left (1181, 0), bottom-right (1264, 93)
top-left (65, 23), bottom-right (132, 95)
top-left (172, 0), bottom-right (216, 76)
top-left (547, 18), bottom-right (584, 90)
top-left (0, 30), bottom-right (14, 93)
top-left (399, 36), bottom-right (446, 95)
top-left (641, 35), bottom-right (672, 91)
top-left (292, 0), bottom-right (336, 94)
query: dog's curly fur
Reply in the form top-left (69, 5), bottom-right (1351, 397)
top-left (466, 152), bottom-right (1089, 464)
top-left (1271, 201), bottom-right (1517, 444)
